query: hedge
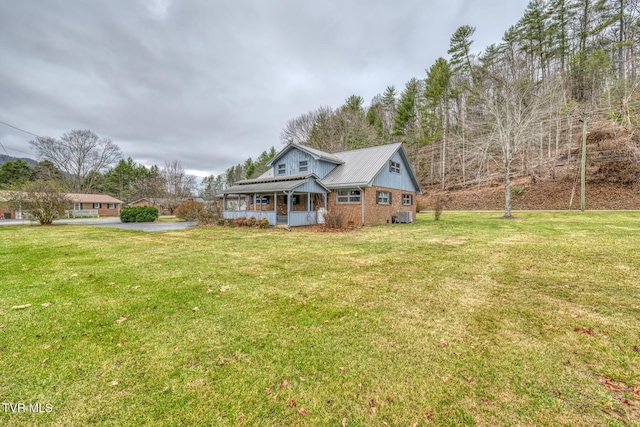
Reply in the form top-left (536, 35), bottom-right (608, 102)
top-left (120, 206), bottom-right (159, 223)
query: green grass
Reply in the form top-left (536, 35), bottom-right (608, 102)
top-left (1, 212), bottom-right (639, 426)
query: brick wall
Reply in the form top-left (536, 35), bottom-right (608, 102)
top-left (78, 202), bottom-right (120, 217)
top-left (327, 186), bottom-right (417, 226)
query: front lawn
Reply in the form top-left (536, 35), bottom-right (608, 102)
top-left (0, 212), bottom-right (638, 426)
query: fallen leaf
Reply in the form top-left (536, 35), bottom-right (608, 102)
top-left (278, 379), bottom-right (289, 388)
top-left (41, 302), bottom-right (52, 307)
top-left (109, 380), bottom-right (118, 387)
top-left (12, 304), bottom-right (31, 310)
top-left (297, 407), bottom-right (306, 416)
top-left (116, 316), bottom-right (127, 324)
top-left (386, 396), bottom-right (393, 403)
top-left (265, 388), bottom-right (272, 395)
top-left (634, 345), bottom-right (638, 352)
top-left (173, 345), bottom-right (179, 351)
top-left (300, 300), bottom-right (306, 306)
top-left (342, 417), bottom-right (347, 427)
top-left (206, 288), bottom-right (213, 293)
top-left (339, 367), bottom-right (345, 374)
top-left (289, 326), bottom-right (297, 330)
top-left (71, 274), bottom-right (78, 277)
top-left (439, 339), bottom-right (448, 347)
top-left (288, 399), bottom-right (296, 407)
top-left (131, 286), bottom-right (140, 289)
top-left (192, 307), bottom-right (200, 312)
top-left (220, 286), bottom-right (230, 292)
top-left (40, 358), bottom-right (48, 366)
top-left (467, 376), bottom-right (474, 382)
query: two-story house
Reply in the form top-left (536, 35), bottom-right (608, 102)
top-left (221, 143), bottom-right (422, 227)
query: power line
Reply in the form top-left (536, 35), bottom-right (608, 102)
top-left (0, 119), bottom-right (41, 138)
top-left (0, 141), bottom-right (34, 157)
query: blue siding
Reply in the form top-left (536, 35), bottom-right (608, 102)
top-left (273, 147), bottom-right (337, 179)
top-left (371, 152), bottom-right (419, 192)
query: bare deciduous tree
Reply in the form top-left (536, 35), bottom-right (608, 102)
top-left (473, 52), bottom-right (545, 218)
top-left (9, 180), bottom-right (71, 225)
top-left (160, 160), bottom-right (197, 214)
top-left (29, 130), bottom-right (122, 193)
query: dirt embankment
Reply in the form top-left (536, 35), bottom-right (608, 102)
top-left (418, 179), bottom-right (640, 211)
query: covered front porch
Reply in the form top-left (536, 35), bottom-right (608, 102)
top-left (220, 174), bottom-right (329, 227)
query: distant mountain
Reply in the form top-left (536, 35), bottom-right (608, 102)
top-left (0, 154), bottom-right (38, 167)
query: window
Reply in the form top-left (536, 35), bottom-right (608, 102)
top-left (107, 203), bottom-right (115, 209)
top-left (389, 160), bottom-right (401, 174)
top-left (277, 164), bottom-right (286, 175)
top-left (402, 194), bottom-right (412, 205)
top-left (73, 203), bottom-right (81, 211)
top-left (376, 191), bottom-right (391, 205)
top-left (336, 189), bottom-right (361, 204)
top-left (93, 203), bottom-right (101, 209)
top-left (299, 160), bottom-right (308, 173)
top-left (255, 196), bottom-right (270, 205)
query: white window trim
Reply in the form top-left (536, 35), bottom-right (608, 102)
top-left (93, 203), bottom-right (101, 209)
top-left (107, 203), bottom-right (115, 209)
top-left (376, 191), bottom-right (391, 205)
top-left (255, 196), bottom-right (270, 205)
top-left (299, 160), bottom-right (308, 173)
top-left (402, 194), bottom-right (412, 205)
top-left (390, 161), bottom-right (401, 174)
top-left (336, 189), bottom-right (361, 204)
top-left (277, 164), bottom-right (286, 175)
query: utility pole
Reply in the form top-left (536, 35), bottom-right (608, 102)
top-left (580, 116), bottom-right (587, 211)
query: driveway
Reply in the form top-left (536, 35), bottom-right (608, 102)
top-left (0, 217), bottom-right (197, 232)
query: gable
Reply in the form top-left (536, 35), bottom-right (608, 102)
top-left (371, 151), bottom-right (421, 193)
top-left (268, 146), bottom-right (338, 179)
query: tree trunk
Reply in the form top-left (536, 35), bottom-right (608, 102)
top-left (504, 161), bottom-right (512, 218)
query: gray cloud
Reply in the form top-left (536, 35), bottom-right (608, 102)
top-left (0, 0), bottom-right (529, 177)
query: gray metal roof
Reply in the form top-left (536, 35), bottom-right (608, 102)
top-left (221, 174), bottom-right (330, 195)
top-left (223, 179), bottom-right (309, 194)
top-left (267, 143), bottom-right (343, 167)
top-left (321, 143), bottom-right (404, 188)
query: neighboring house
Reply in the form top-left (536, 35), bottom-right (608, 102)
top-left (128, 197), bottom-right (205, 215)
top-left (0, 195), bottom-right (14, 219)
top-left (66, 193), bottom-right (124, 217)
top-left (0, 192), bottom-right (123, 219)
top-left (220, 143), bottom-right (422, 227)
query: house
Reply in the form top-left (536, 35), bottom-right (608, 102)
top-left (220, 143), bottom-right (422, 227)
top-left (67, 193), bottom-right (124, 217)
top-left (0, 195), bottom-right (13, 219)
top-left (0, 192), bottom-right (123, 219)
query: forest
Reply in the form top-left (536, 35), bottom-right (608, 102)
top-left (276, 0), bottom-right (640, 213)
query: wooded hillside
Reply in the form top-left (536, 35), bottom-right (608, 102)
top-left (280, 0), bottom-right (640, 212)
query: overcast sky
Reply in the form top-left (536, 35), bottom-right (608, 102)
top-left (0, 0), bottom-right (530, 178)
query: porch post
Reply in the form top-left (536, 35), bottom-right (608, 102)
top-left (307, 192), bottom-right (310, 211)
top-left (273, 192), bottom-right (277, 225)
top-left (360, 187), bottom-right (365, 225)
top-left (223, 194), bottom-right (226, 211)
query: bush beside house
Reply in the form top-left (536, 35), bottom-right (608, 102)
top-left (120, 206), bottom-right (158, 223)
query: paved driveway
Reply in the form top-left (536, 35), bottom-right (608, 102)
top-left (0, 217), bottom-right (197, 232)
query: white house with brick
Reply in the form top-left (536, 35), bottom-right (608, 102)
top-left (220, 143), bottom-right (422, 227)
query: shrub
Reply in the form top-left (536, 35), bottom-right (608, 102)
top-left (258, 219), bottom-right (270, 229)
top-left (195, 203), bottom-right (222, 225)
top-left (120, 206), bottom-right (158, 223)
top-left (434, 195), bottom-right (444, 221)
top-left (174, 200), bottom-right (204, 221)
top-left (323, 210), bottom-right (345, 229)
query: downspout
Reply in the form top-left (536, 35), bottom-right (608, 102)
top-left (358, 186), bottom-right (365, 226)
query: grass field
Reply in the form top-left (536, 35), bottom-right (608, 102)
top-left (1, 212), bottom-right (639, 426)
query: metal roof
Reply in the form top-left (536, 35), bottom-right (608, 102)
top-left (267, 143), bottom-right (343, 167)
top-left (321, 143), bottom-right (404, 188)
top-left (221, 174), bottom-right (330, 195)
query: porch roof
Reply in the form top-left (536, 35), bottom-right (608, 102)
top-left (221, 174), bottom-right (330, 195)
